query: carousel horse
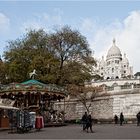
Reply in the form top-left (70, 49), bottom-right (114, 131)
top-left (29, 69), bottom-right (37, 79)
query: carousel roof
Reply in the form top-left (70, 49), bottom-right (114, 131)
top-left (22, 79), bottom-right (46, 86)
top-left (0, 79), bottom-right (68, 97)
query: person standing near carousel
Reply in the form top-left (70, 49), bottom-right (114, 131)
top-left (86, 114), bottom-right (93, 133)
top-left (81, 112), bottom-right (88, 131)
top-left (120, 112), bottom-right (124, 126)
top-left (136, 112), bottom-right (140, 126)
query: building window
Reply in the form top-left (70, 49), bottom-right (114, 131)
top-left (101, 73), bottom-right (103, 75)
top-left (112, 68), bottom-right (114, 73)
top-left (107, 77), bottom-right (110, 80)
top-left (115, 60), bottom-right (119, 64)
top-left (107, 61), bottom-right (110, 65)
top-left (124, 65), bottom-right (126, 67)
top-left (124, 71), bottom-right (126, 73)
top-left (101, 67), bottom-right (103, 70)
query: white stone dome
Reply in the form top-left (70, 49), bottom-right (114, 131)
top-left (107, 39), bottom-right (122, 60)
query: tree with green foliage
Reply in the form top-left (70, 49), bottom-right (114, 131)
top-left (3, 26), bottom-right (96, 85)
top-left (47, 26), bottom-right (96, 85)
top-left (134, 72), bottom-right (140, 77)
top-left (0, 57), bottom-right (7, 84)
top-left (93, 74), bottom-right (104, 81)
top-left (4, 29), bottom-right (57, 83)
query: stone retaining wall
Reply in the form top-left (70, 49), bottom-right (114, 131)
top-left (54, 96), bottom-right (113, 120)
top-left (54, 90), bottom-right (140, 122)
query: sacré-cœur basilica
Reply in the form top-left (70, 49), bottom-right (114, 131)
top-left (55, 39), bottom-right (140, 123)
top-left (96, 38), bottom-right (133, 81)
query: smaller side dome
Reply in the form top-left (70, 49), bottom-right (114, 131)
top-left (100, 56), bottom-right (105, 64)
top-left (122, 53), bottom-right (129, 64)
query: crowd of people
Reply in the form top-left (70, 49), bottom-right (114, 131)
top-left (81, 112), bottom-right (93, 133)
top-left (81, 111), bottom-right (140, 133)
top-left (114, 112), bottom-right (140, 126)
top-left (114, 112), bottom-right (124, 125)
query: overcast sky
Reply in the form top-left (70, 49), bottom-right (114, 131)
top-left (0, 1), bottom-right (140, 73)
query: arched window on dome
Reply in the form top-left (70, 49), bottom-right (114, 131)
top-left (107, 77), bottom-right (110, 80)
top-left (112, 68), bottom-right (114, 73)
top-left (116, 76), bottom-right (119, 79)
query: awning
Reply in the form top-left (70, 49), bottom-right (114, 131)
top-left (0, 105), bottom-right (19, 110)
top-left (0, 99), bottom-right (18, 110)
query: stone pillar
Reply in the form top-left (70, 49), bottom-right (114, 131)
top-left (131, 84), bottom-right (134, 89)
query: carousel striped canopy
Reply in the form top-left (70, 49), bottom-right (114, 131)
top-left (0, 79), bottom-right (68, 97)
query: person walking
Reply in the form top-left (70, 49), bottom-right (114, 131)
top-left (81, 112), bottom-right (88, 131)
top-left (120, 112), bottom-right (124, 126)
top-left (136, 112), bottom-right (140, 126)
top-left (86, 114), bottom-right (93, 133)
top-left (114, 115), bottom-right (118, 124)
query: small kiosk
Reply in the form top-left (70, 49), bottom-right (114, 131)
top-left (0, 99), bottom-right (19, 128)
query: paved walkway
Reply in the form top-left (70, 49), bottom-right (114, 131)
top-left (0, 124), bottom-right (140, 139)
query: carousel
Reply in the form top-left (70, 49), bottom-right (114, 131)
top-left (0, 72), bottom-right (68, 129)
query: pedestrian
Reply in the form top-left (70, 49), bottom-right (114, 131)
top-left (114, 114), bottom-right (118, 124)
top-left (120, 112), bottom-right (124, 126)
top-left (136, 112), bottom-right (140, 126)
top-left (81, 112), bottom-right (88, 131)
top-left (86, 114), bottom-right (93, 133)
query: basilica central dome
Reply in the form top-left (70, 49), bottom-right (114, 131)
top-left (107, 39), bottom-right (122, 60)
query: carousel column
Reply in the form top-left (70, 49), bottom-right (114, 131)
top-left (27, 93), bottom-right (30, 107)
top-left (40, 94), bottom-right (45, 118)
top-left (37, 93), bottom-right (40, 107)
top-left (24, 94), bottom-right (27, 107)
top-left (26, 93), bottom-right (28, 107)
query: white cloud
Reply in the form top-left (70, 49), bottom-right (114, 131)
top-left (43, 8), bottom-right (63, 25)
top-left (21, 9), bottom-right (63, 33)
top-left (87, 10), bottom-right (140, 73)
top-left (0, 13), bottom-right (10, 32)
top-left (20, 9), bottom-right (140, 73)
top-left (81, 18), bottom-right (95, 32)
top-left (43, 13), bottom-right (49, 22)
top-left (21, 21), bottom-right (44, 31)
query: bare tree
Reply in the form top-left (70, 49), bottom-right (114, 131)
top-left (67, 84), bottom-right (104, 114)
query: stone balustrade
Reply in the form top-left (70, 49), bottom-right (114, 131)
top-left (102, 84), bottom-right (140, 93)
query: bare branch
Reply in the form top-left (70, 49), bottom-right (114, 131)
top-left (67, 84), bottom-right (104, 113)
